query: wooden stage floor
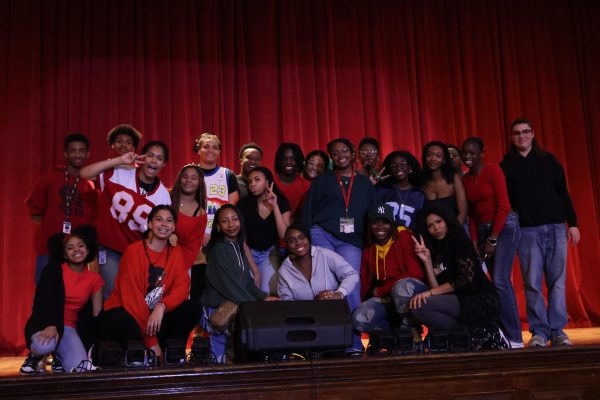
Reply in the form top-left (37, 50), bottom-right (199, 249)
top-left (1, 328), bottom-right (599, 399)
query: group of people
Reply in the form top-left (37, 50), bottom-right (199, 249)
top-left (21, 117), bottom-right (580, 373)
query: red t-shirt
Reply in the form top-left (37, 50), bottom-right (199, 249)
top-left (26, 166), bottom-right (100, 255)
top-left (175, 212), bottom-right (207, 268)
top-left (96, 167), bottom-right (171, 253)
top-left (274, 174), bottom-right (310, 218)
top-left (62, 263), bottom-right (104, 328)
top-left (462, 164), bottom-right (511, 241)
top-left (105, 240), bottom-right (189, 347)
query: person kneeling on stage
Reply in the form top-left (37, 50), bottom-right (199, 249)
top-left (21, 226), bottom-right (103, 374)
top-left (201, 205), bottom-right (279, 363)
top-left (98, 205), bottom-right (200, 363)
top-left (352, 204), bottom-right (426, 336)
top-left (409, 206), bottom-right (508, 350)
top-left (278, 224), bottom-right (359, 302)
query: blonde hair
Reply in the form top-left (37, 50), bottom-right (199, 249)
top-left (193, 132), bottom-right (221, 152)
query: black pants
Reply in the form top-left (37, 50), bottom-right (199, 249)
top-left (409, 294), bottom-right (460, 330)
top-left (190, 263), bottom-right (207, 303)
top-left (98, 300), bottom-right (201, 350)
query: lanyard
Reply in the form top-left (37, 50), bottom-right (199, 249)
top-left (64, 168), bottom-right (80, 222)
top-left (336, 172), bottom-right (355, 217)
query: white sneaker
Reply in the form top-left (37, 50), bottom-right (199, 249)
top-left (509, 340), bottom-right (524, 349)
top-left (19, 353), bottom-right (45, 375)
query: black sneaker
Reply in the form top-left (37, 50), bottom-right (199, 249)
top-left (19, 353), bottom-right (45, 375)
top-left (51, 353), bottom-right (65, 373)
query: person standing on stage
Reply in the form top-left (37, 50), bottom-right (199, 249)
top-left (236, 142), bottom-right (263, 201)
top-left (169, 164), bottom-right (208, 301)
top-left (303, 149), bottom-right (329, 182)
top-left (106, 124), bottom-right (142, 159)
top-left (421, 141), bottom-right (468, 225)
top-left (80, 140), bottom-right (171, 299)
top-left (461, 137), bottom-right (523, 348)
top-left (26, 133), bottom-right (100, 284)
top-left (357, 137), bottom-right (382, 181)
top-left (375, 150), bottom-right (424, 230)
top-left (302, 138), bottom-right (375, 353)
top-left (500, 118), bottom-right (580, 347)
top-left (194, 133), bottom-right (240, 236)
top-left (273, 143), bottom-right (310, 222)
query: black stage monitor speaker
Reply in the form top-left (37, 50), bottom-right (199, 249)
top-left (235, 299), bottom-right (352, 354)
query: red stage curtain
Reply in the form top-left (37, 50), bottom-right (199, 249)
top-left (1, 0), bottom-right (599, 355)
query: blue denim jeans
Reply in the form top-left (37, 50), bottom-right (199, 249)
top-left (310, 225), bottom-right (363, 350)
top-left (98, 245), bottom-right (123, 300)
top-left (201, 306), bottom-right (228, 363)
top-left (35, 254), bottom-right (49, 285)
top-left (518, 223), bottom-right (568, 341)
top-left (476, 211), bottom-right (523, 344)
top-left (250, 247), bottom-right (281, 294)
top-left (353, 278), bottom-right (428, 333)
top-left (391, 277), bottom-right (429, 315)
top-left (353, 297), bottom-right (396, 333)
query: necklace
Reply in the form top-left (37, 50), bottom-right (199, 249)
top-left (394, 186), bottom-right (411, 207)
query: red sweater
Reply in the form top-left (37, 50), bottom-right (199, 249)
top-left (360, 229), bottom-right (425, 300)
top-left (104, 240), bottom-right (189, 347)
top-left (26, 166), bottom-right (99, 255)
top-left (175, 212), bottom-right (207, 268)
top-left (462, 164), bottom-right (511, 241)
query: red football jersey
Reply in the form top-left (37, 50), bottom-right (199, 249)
top-left (96, 167), bottom-right (171, 253)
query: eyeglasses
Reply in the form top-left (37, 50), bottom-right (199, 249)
top-left (512, 129), bottom-right (533, 136)
top-left (359, 149), bottom-right (378, 155)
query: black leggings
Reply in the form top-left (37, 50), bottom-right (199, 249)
top-left (409, 294), bottom-right (460, 330)
top-left (98, 300), bottom-right (201, 350)
top-left (190, 263), bottom-right (207, 303)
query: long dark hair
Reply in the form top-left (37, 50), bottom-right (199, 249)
top-left (274, 142), bottom-right (305, 174)
top-left (206, 204), bottom-right (246, 253)
top-left (380, 150), bottom-right (422, 188)
top-left (170, 164), bottom-right (207, 214)
top-left (415, 206), bottom-right (463, 253)
top-left (421, 141), bottom-right (455, 184)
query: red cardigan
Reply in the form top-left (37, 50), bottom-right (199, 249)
top-left (360, 229), bottom-right (425, 301)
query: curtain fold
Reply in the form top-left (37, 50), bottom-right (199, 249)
top-left (1, 0), bottom-right (599, 354)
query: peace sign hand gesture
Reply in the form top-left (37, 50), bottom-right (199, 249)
top-left (265, 182), bottom-right (278, 209)
top-left (120, 152), bottom-right (145, 166)
top-left (412, 235), bottom-right (431, 264)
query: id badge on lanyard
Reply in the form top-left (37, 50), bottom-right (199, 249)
top-left (339, 217), bottom-right (355, 233)
top-left (62, 220), bottom-right (72, 234)
top-left (337, 173), bottom-right (356, 234)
